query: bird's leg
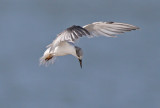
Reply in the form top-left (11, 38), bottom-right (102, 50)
top-left (45, 54), bottom-right (53, 61)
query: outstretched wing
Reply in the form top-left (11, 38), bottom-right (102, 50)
top-left (83, 22), bottom-right (139, 37)
top-left (48, 25), bottom-right (90, 49)
top-left (49, 22), bottom-right (139, 50)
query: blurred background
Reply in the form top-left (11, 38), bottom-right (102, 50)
top-left (0, 0), bottom-right (160, 108)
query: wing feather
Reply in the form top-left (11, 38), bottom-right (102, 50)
top-left (83, 22), bottom-right (139, 37)
top-left (49, 22), bottom-right (139, 51)
top-left (50, 25), bottom-right (90, 50)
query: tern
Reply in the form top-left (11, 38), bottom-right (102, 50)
top-left (40, 21), bottom-right (139, 68)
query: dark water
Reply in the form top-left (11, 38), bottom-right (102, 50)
top-left (0, 0), bottom-right (160, 108)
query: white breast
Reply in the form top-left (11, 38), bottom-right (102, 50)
top-left (54, 42), bottom-right (77, 57)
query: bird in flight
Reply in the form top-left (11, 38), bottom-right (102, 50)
top-left (40, 21), bottom-right (139, 68)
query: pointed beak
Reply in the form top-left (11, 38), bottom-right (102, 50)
top-left (78, 59), bottom-right (82, 68)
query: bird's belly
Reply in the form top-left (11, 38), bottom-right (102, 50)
top-left (54, 44), bottom-right (76, 56)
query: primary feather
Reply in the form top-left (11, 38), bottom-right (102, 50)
top-left (49, 22), bottom-right (139, 51)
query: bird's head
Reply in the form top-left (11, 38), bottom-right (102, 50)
top-left (78, 58), bottom-right (82, 69)
top-left (75, 46), bottom-right (83, 68)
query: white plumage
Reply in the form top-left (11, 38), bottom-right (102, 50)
top-left (40, 21), bottom-right (139, 68)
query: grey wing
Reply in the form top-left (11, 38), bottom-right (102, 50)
top-left (49, 22), bottom-right (139, 50)
top-left (83, 22), bottom-right (139, 37)
top-left (49, 25), bottom-right (90, 50)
